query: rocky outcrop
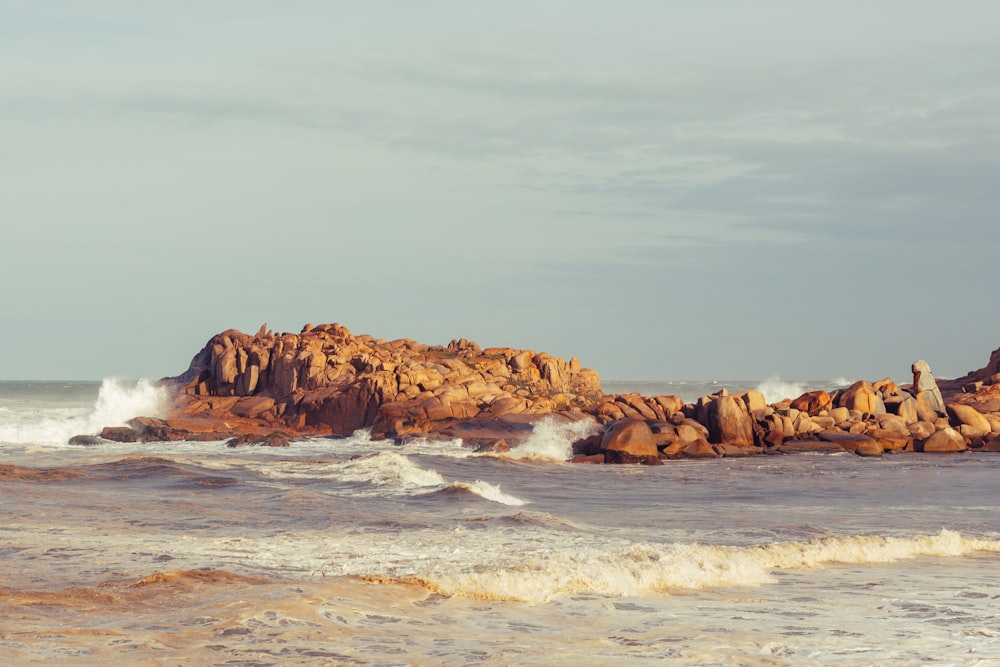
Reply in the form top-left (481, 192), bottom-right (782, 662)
top-left (157, 323), bottom-right (603, 444)
top-left (88, 323), bottom-right (1000, 465)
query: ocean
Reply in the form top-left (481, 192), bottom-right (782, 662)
top-left (1, 379), bottom-right (999, 666)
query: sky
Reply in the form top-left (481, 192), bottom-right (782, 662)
top-left (2, 1), bottom-right (999, 383)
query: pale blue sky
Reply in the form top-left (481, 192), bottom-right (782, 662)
top-left (2, 1), bottom-right (998, 382)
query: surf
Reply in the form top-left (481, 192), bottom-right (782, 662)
top-left (0, 378), bottom-right (167, 446)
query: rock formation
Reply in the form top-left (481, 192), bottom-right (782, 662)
top-left (83, 323), bottom-right (1000, 465)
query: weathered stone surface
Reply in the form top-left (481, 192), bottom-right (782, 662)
top-left (817, 430), bottom-right (878, 451)
top-left (867, 428), bottom-right (910, 452)
top-left (681, 439), bottom-right (719, 459)
top-left (777, 439), bottom-right (845, 454)
top-left (103, 322), bottom-right (1000, 467)
top-left (946, 403), bottom-right (992, 440)
top-left (912, 359), bottom-right (945, 416)
top-left (855, 441), bottom-right (884, 457)
top-left (166, 323), bottom-right (604, 443)
top-left (838, 381), bottom-right (886, 416)
top-left (790, 390), bottom-right (832, 415)
top-left (226, 432), bottom-right (292, 448)
top-left (884, 394), bottom-right (918, 423)
top-left (920, 427), bottom-right (967, 453)
top-left (605, 449), bottom-right (663, 465)
top-left (68, 435), bottom-right (106, 446)
top-left (601, 419), bottom-right (658, 459)
top-left (706, 395), bottom-right (755, 446)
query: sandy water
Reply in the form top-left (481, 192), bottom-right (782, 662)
top-left (1, 381), bottom-right (999, 666)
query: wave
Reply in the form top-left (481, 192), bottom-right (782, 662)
top-left (754, 375), bottom-right (807, 404)
top-left (0, 378), bottom-right (167, 445)
top-left (366, 529), bottom-right (1000, 604)
top-left (338, 453), bottom-right (527, 505)
top-left (336, 451), bottom-right (446, 489)
top-left (500, 416), bottom-right (598, 462)
top-left (421, 481), bottom-right (527, 506)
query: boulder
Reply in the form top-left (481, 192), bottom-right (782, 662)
top-left (884, 394), bottom-right (918, 423)
top-left (919, 427), bottom-right (967, 453)
top-left (838, 381), bottom-right (886, 416)
top-left (912, 360), bottom-right (945, 416)
top-left (706, 395), bottom-right (755, 446)
top-left (946, 403), bottom-right (991, 440)
top-left (681, 439), bottom-right (720, 459)
top-left (817, 430), bottom-right (878, 452)
top-left (600, 419), bottom-right (659, 459)
top-left (790, 390), bottom-right (832, 415)
top-left (855, 441), bottom-right (884, 457)
top-left (67, 435), bottom-right (106, 446)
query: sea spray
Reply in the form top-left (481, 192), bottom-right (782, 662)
top-left (0, 378), bottom-right (167, 445)
top-left (755, 375), bottom-right (807, 403)
top-left (503, 416), bottom-right (598, 462)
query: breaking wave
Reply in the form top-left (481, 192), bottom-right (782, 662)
top-left (312, 451), bottom-right (525, 506)
top-left (337, 451), bottom-right (446, 489)
top-left (0, 378), bottom-right (167, 445)
top-left (502, 416), bottom-right (598, 462)
top-left (445, 481), bottom-right (526, 506)
top-left (754, 376), bottom-right (807, 404)
top-left (371, 529), bottom-right (1000, 604)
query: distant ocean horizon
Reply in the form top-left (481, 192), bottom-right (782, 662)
top-left (2, 379), bottom-right (998, 665)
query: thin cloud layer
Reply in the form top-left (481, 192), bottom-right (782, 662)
top-left (2, 2), bottom-right (998, 381)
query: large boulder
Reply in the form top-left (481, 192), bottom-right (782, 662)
top-left (946, 403), bottom-right (992, 441)
top-left (600, 419), bottom-right (659, 462)
top-left (919, 427), bottom-right (967, 453)
top-left (838, 381), bottom-right (886, 416)
top-left (706, 395), bottom-right (755, 446)
top-left (912, 360), bottom-right (945, 416)
top-left (790, 390), bottom-right (832, 415)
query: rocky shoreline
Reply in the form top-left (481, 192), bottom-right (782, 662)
top-left (79, 323), bottom-right (1000, 463)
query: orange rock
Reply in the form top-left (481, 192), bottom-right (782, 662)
top-left (946, 403), bottom-right (991, 440)
top-left (838, 381), bottom-right (886, 416)
top-left (706, 395), bottom-right (755, 446)
top-left (920, 427), bottom-right (967, 453)
top-left (600, 419), bottom-right (658, 458)
top-left (790, 390), bottom-right (832, 415)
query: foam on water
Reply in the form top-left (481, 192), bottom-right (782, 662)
top-left (449, 480), bottom-right (527, 506)
top-left (503, 416), bottom-right (598, 462)
top-left (755, 375), bottom-right (807, 403)
top-left (336, 451), bottom-right (446, 489)
top-left (0, 378), bottom-right (167, 445)
top-left (377, 529), bottom-right (1000, 603)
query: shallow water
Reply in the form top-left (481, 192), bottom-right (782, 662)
top-left (1, 381), bottom-right (999, 665)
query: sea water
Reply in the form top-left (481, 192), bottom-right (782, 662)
top-left (1, 380), bottom-right (999, 666)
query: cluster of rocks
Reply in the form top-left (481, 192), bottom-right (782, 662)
top-left (95, 323), bottom-right (603, 446)
top-left (577, 358), bottom-right (1000, 465)
top-left (86, 323), bottom-right (1000, 463)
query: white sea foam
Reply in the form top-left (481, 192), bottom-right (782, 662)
top-left (450, 480), bottom-right (527, 506)
top-left (0, 378), bottom-right (167, 445)
top-left (755, 375), bottom-right (806, 403)
top-left (502, 416), bottom-right (598, 462)
top-left (391, 529), bottom-right (1000, 603)
top-left (336, 451), bottom-right (446, 489)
